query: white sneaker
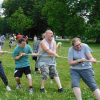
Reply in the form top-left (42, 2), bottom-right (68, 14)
top-left (6, 86), bottom-right (11, 91)
top-left (29, 88), bottom-right (33, 94)
top-left (38, 68), bottom-right (41, 74)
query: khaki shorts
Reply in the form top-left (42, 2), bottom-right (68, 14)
top-left (40, 65), bottom-right (58, 80)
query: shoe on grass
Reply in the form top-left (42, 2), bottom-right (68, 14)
top-left (58, 88), bottom-right (64, 92)
top-left (16, 84), bottom-right (21, 89)
top-left (40, 88), bottom-right (45, 93)
top-left (6, 86), bottom-right (11, 91)
top-left (29, 88), bottom-right (33, 94)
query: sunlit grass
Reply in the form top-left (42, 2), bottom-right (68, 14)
top-left (0, 38), bottom-right (100, 100)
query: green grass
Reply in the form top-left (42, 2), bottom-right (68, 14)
top-left (0, 39), bottom-right (100, 100)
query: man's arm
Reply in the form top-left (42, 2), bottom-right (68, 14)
top-left (41, 41), bottom-right (58, 57)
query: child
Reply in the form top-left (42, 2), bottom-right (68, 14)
top-left (57, 42), bottom-right (62, 51)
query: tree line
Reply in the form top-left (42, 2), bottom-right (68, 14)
top-left (0, 0), bottom-right (100, 43)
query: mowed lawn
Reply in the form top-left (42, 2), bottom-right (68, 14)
top-left (0, 38), bottom-right (100, 100)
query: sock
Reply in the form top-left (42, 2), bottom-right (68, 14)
top-left (18, 82), bottom-right (21, 84)
top-left (29, 85), bottom-right (33, 88)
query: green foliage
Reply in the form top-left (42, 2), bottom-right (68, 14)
top-left (0, 16), bottom-right (4, 34)
top-left (7, 7), bottom-right (33, 34)
top-left (42, 0), bottom-right (70, 36)
top-left (84, 21), bottom-right (100, 43)
top-left (2, 0), bottom-right (49, 35)
top-left (66, 16), bottom-right (86, 37)
top-left (42, 0), bottom-right (86, 37)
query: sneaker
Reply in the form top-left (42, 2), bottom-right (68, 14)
top-left (6, 86), bottom-right (11, 91)
top-left (29, 88), bottom-right (33, 94)
top-left (40, 88), bottom-right (45, 93)
top-left (16, 84), bottom-right (21, 89)
top-left (38, 68), bottom-right (41, 74)
top-left (58, 88), bottom-right (64, 92)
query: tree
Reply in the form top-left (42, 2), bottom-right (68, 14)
top-left (0, 16), bottom-right (4, 34)
top-left (42, 0), bottom-right (86, 37)
top-left (7, 7), bottom-right (33, 34)
top-left (2, 0), bottom-right (49, 36)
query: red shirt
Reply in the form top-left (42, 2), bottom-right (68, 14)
top-left (25, 37), bottom-right (28, 42)
top-left (16, 35), bottom-right (23, 42)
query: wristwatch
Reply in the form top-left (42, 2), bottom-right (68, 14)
top-left (78, 59), bottom-right (81, 63)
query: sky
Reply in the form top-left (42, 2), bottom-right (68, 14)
top-left (0, 0), bottom-right (4, 6)
top-left (0, 0), bottom-right (4, 17)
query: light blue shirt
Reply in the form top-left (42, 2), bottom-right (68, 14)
top-left (68, 43), bottom-right (93, 69)
top-left (12, 44), bottom-right (33, 68)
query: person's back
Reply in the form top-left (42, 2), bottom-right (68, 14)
top-left (25, 35), bottom-right (28, 44)
top-left (33, 38), bottom-right (42, 72)
top-left (33, 40), bottom-right (41, 53)
top-left (16, 33), bottom-right (23, 42)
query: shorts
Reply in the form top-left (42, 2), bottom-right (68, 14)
top-left (14, 66), bottom-right (31, 78)
top-left (70, 68), bottom-right (98, 92)
top-left (40, 65), bottom-right (58, 80)
top-left (9, 41), bottom-right (13, 46)
top-left (32, 56), bottom-right (37, 61)
top-left (58, 44), bottom-right (61, 47)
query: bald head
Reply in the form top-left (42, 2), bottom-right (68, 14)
top-left (45, 30), bottom-right (54, 41)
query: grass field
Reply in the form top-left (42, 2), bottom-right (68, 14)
top-left (0, 39), bottom-right (100, 100)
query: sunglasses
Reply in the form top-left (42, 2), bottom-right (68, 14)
top-left (74, 43), bottom-right (81, 47)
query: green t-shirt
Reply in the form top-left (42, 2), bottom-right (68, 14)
top-left (12, 44), bottom-right (33, 68)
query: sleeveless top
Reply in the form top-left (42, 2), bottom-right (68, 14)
top-left (37, 38), bottom-right (56, 68)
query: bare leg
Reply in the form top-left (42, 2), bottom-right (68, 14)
top-left (15, 77), bottom-right (20, 83)
top-left (93, 89), bottom-right (100, 100)
top-left (41, 79), bottom-right (46, 88)
top-left (2, 42), bottom-right (4, 49)
top-left (54, 77), bottom-right (62, 89)
top-left (26, 74), bottom-right (33, 86)
top-left (73, 87), bottom-right (82, 100)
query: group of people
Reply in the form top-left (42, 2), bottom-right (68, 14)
top-left (0, 30), bottom-right (100, 99)
top-left (8, 33), bottom-right (29, 49)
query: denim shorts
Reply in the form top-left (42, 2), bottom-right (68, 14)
top-left (40, 65), bottom-right (58, 80)
top-left (70, 68), bottom-right (98, 92)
